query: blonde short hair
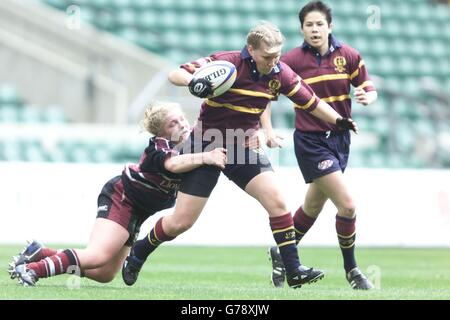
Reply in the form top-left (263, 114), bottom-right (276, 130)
top-left (246, 21), bottom-right (284, 52)
top-left (141, 101), bottom-right (181, 136)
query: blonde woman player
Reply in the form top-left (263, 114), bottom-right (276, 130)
top-left (122, 21), bottom-right (358, 288)
top-left (9, 102), bottom-right (227, 286)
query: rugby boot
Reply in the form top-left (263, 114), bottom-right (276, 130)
top-left (122, 249), bottom-right (145, 286)
top-left (268, 246), bottom-right (286, 288)
top-left (286, 265), bottom-right (325, 289)
top-left (346, 267), bottom-right (374, 290)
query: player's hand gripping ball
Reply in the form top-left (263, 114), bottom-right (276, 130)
top-left (189, 60), bottom-right (237, 98)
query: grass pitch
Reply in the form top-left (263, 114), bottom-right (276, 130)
top-left (1, 245), bottom-right (449, 300)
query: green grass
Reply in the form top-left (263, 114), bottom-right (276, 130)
top-left (1, 245), bottom-right (449, 300)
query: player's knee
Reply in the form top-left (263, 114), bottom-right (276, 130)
top-left (170, 218), bottom-right (195, 235)
top-left (93, 272), bottom-right (116, 283)
top-left (303, 202), bottom-right (324, 216)
top-left (268, 193), bottom-right (288, 215)
top-left (85, 251), bottom-right (112, 268)
top-left (338, 203), bottom-right (356, 218)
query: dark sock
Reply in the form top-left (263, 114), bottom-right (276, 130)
top-left (335, 214), bottom-right (357, 273)
top-left (133, 217), bottom-right (175, 261)
top-left (28, 249), bottom-right (80, 279)
top-left (293, 206), bottom-right (317, 244)
top-left (269, 213), bottom-right (300, 274)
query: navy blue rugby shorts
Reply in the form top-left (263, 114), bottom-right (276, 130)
top-left (293, 129), bottom-right (350, 184)
top-left (179, 134), bottom-right (273, 198)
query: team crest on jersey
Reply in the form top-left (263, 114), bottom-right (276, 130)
top-left (333, 56), bottom-right (347, 73)
top-left (268, 79), bottom-right (281, 95)
top-left (318, 159), bottom-right (333, 170)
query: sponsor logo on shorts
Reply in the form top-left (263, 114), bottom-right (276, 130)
top-left (318, 159), bottom-right (333, 170)
top-left (97, 205), bottom-right (108, 213)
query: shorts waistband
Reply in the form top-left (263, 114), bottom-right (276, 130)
top-left (296, 129), bottom-right (347, 138)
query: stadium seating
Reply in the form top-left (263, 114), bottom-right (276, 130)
top-left (0, 83), bottom-right (154, 163)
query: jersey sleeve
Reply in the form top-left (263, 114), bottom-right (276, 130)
top-left (180, 51), bottom-right (238, 74)
top-left (348, 50), bottom-right (376, 92)
top-left (180, 57), bottom-right (214, 74)
top-left (140, 138), bottom-right (178, 173)
top-left (279, 63), bottom-right (320, 112)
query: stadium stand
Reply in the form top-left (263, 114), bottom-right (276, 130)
top-left (0, 83), bottom-right (148, 163)
top-left (1, 0), bottom-right (449, 167)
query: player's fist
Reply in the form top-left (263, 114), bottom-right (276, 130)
top-left (336, 117), bottom-right (358, 134)
top-left (188, 78), bottom-right (213, 98)
top-left (203, 148), bottom-right (227, 169)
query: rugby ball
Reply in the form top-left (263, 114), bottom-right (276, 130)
top-left (193, 60), bottom-right (237, 97)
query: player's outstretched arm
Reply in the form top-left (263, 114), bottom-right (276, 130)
top-left (168, 68), bottom-right (193, 86)
top-left (168, 68), bottom-right (213, 98)
top-left (164, 148), bottom-right (227, 173)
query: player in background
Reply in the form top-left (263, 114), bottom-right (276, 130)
top-left (264, 1), bottom-right (377, 290)
top-left (8, 102), bottom-right (227, 286)
top-left (121, 21), bottom-right (358, 288)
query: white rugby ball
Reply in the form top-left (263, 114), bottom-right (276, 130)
top-left (193, 60), bottom-right (237, 97)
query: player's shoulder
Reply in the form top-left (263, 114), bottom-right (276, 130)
top-left (281, 46), bottom-right (303, 61)
top-left (278, 59), bottom-right (299, 76)
top-left (336, 42), bottom-right (362, 59)
top-left (283, 46), bottom-right (304, 57)
top-left (211, 50), bottom-right (241, 64)
top-left (150, 137), bottom-right (173, 152)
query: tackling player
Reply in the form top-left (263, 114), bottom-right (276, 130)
top-left (265, 1), bottom-right (377, 290)
top-left (8, 102), bottom-right (227, 286)
top-left (122, 22), bottom-right (358, 289)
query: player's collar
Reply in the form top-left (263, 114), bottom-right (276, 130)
top-left (301, 34), bottom-right (342, 54)
top-left (240, 46), bottom-right (281, 81)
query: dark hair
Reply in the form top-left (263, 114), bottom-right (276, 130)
top-left (298, 1), bottom-right (332, 27)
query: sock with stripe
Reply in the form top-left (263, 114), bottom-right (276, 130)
top-left (27, 249), bottom-right (81, 279)
top-left (269, 213), bottom-right (300, 274)
top-left (336, 214), bottom-right (357, 273)
top-left (32, 247), bottom-right (61, 261)
top-left (132, 217), bottom-right (176, 261)
top-left (293, 206), bottom-right (317, 245)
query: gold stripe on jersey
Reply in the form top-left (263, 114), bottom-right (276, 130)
top-left (228, 88), bottom-right (274, 99)
top-left (359, 80), bottom-right (374, 89)
top-left (294, 95), bottom-right (316, 110)
top-left (287, 76), bottom-right (302, 97)
top-left (350, 61), bottom-right (365, 80)
top-left (350, 68), bottom-right (359, 80)
top-left (322, 94), bottom-right (351, 103)
top-left (304, 73), bottom-right (350, 85)
top-left (205, 99), bottom-right (264, 114)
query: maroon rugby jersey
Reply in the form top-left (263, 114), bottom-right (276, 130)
top-left (282, 35), bottom-right (376, 132)
top-left (181, 47), bottom-right (321, 136)
top-left (121, 137), bottom-right (181, 211)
